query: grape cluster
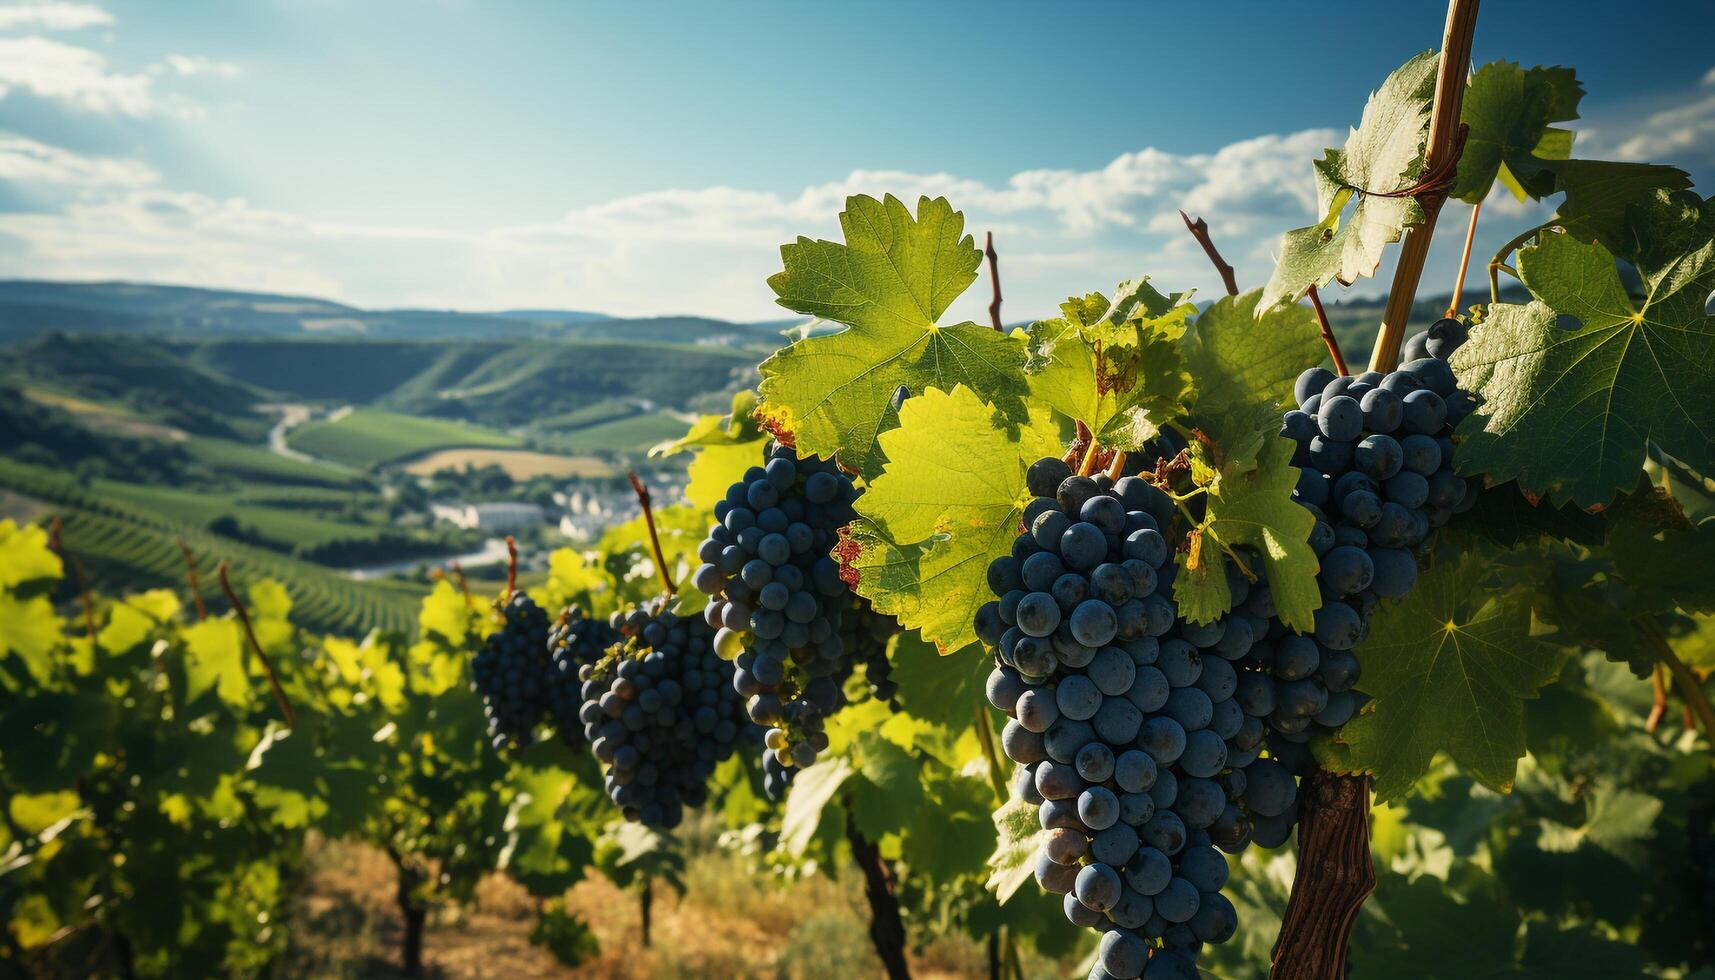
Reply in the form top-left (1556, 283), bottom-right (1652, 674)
top-left (545, 605), bottom-right (620, 748)
top-left (1268, 318), bottom-right (1476, 750)
top-left (980, 457), bottom-right (1300, 978)
top-left (571, 598), bottom-right (749, 827)
top-left (470, 591), bottom-right (552, 749)
top-left (691, 443), bottom-right (898, 796)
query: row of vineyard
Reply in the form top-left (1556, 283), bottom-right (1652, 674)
top-left (4, 4), bottom-right (1715, 977)
top-left (0, 457), bottom-right (425, 636)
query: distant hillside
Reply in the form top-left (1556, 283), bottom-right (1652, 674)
top-left (10, 332), bottom-right (267, 438)
top-left (410, 339), bottom-right (756, 425)
top-left (177, 335), bottom-right (755, 425)
top-left (0, 280), bottom-right (797, 345)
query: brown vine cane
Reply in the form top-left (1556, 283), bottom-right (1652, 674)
top-left (1269, 770), bottom-right (1377, 979)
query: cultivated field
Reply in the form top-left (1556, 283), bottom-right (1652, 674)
top-left (288, 409), bottom-right (521, 469)
top-left (404, 447), bottom-right (614, 479)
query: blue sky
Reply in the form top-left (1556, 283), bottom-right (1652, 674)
top-left (1, 0), bottom-right (1711, 321)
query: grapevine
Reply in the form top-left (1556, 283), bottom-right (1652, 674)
top-left (2, 1), bottom-right (1713, 974)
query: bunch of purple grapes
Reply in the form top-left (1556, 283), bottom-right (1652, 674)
top-left (692, 443), bottom-right (899, 798)
top-left (570, 598), bottom-right (750, 827)
top-left (979, 457), bottom-right (1301, 978)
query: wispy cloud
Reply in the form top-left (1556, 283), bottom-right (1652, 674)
top-left (1613, 85), bottom-right (1715, 164)
top-left (0, 2), bottom-right (112, 31)
top-left (153, 54), bottom-right (241, 78)
top-left (0, 36), bottom-right (152, 114)
top-left (0, 133), bottom-right (156, 185)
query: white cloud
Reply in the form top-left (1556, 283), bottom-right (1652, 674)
top-left (0, 130), bottom-right (1351, 319)
top-left (153, 54), bottom-right (240, 78)
top-left (1613, 88), bottom-right (1715, 163)
top-left (0, 36), bottom-right (152, 114)
top-left (0, 133), bottom-right (155, 185)
top-left (0, 3), bottom-right (112, 30)
top-left (1704, 65), bottom-right (1715, 87)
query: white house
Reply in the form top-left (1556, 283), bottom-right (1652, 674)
top-left (430, 501), bottom-right (545, 532)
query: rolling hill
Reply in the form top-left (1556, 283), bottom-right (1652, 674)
top-left (0, 280), bottom-right (797, 345)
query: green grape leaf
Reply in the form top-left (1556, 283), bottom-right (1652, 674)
top-left (758, 194), bottom-right (1028, 478)
top-left (0, 593), bottom-right (63, 687)
top-left (1452, 63), bottom-right (1583, 204)
top-left (1516, 920), bottom-right (1651, 979)
top-left (1452, 228), bottom-right (1715, 507)
top-left (499, 764), bottom-right (601, 894)
top-left (846, 732), bottom-right (927, 840)
top-left (97, 603), bottom-right (156, 657)
top-left (418, 580), bottom-right (477, 644)
top-left (902, 768), bottom-right (996, 883)
top-left (1174, 433), bottom-right (1320, 630)
top-left (1546, 158), bottom-right (1693, 252)
top-left (1189, 289), bottom-right (1325, 415)
top-left (1260, 51), bottom-right (1439, 307)
top-left (8, 791), bottom-right (80, 836)
top-left (886, 631), bottom-right (986, 731)
top-left (685, 438), bottom-right (768, 511)
top-left (8, 894), bottom-right (63, 950)
top-left (652, 390), bottom-right (762, 456)
top-left (542, 547), bottom-right (618, 615)
top-left (1025, 282), bottom-right (1195, 452)
top-left (183, 619), bottom-right (251, 708)
top-left (1350, 870), bottom-right (1521, 976)
top-left (1341, 552), bottom-right (1569, 801)
top-left (0, 519), bottom-right (61, 588)
top-left (841, 385), bottom-right (1063, 652)
top-left (985, 794), bottom-right (1046, 904)
top-left (779, 757), bottom-right (853, 856)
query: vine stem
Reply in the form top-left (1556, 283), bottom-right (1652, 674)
top-left (1637, 616), bottom-right (1715, 749)
top-left (629, 472), bottom-right (676, 597)
top-left (1367, 0), bottom-right (1481, 373)
top-left (985, 231), bottom-right (1003, 331)
top-left (973, 702), bottom-right (1010, 806)
top-left (175, 538), bottom-right (208, 621)
top-left (1647, 662), bottom-right (1669, 733)
top-left (448, 560), bottom-right (475, 610)
top-left (1179, 210), bottom-right (1239, 297)
top-left (503, 535), bottom-right (519, 602)
top-left (843, 798), bottom-right (912, 980)
top-left (1270, 770), bottom-right (1376, 979)
top-left (216, 561), bottom-right (296, 729)
top-left (48, 517), bottom-right (97, 646)
top-left (1447, 200), bottom-right (1481, 316)
top-left (1306, 285), bottom-right (1350, 376)
top-left (1488, 223), bottom-right (1546, 303)
top-left (1104, 451), bottom-right (1129, 482)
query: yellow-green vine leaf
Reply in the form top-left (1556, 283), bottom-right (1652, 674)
top-left (1261, 51), bottom-right (1439, 307)
top-left (842, 385), bottom-right (1062, 653)
top-left (758, 194), bottom-right (1028, 479)
top-left (1173, 432), bottom-right (1320, 630)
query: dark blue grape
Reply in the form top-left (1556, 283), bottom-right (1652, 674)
top-left (1295, 367), bottom-right (1335, 405)
top-left (1384, 471), bottom-right (1430, 509)
top-left (1028, 457), bottom-right (1073, 497)
top-left (1061, 522), bottom-right (1108, 571)
top-left (1317, 395), bottom-right (1364, 441)
top-left (1320, 545), bottom-right (1374, 596)
top-left (1401, 388), bottom-right (1447, 434)
top-left (1359, 387), bottom-right (1403, 433)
